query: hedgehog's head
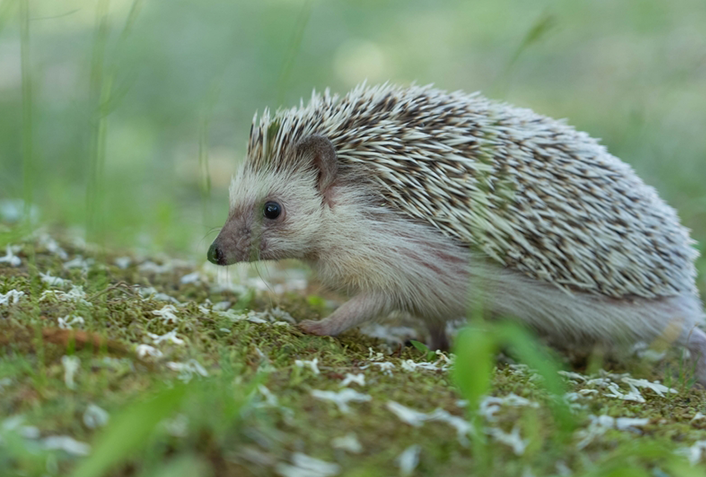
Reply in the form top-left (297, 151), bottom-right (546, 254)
top-left (207, 135), bottom-right (338, 266)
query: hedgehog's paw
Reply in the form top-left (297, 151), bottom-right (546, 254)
top-left (299, 319), bottom-right (337, 336)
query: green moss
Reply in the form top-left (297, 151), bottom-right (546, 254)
top-left (1, 234), bottom-right (706, 477)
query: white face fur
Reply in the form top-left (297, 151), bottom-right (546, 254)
top-left (209, 165), bottom-right (324, 265)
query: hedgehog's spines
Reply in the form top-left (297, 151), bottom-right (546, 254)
top-left (244, 83), bottom-right (699, 300)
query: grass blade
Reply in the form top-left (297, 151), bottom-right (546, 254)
top-left (71, 384), bottom-right (188, 477)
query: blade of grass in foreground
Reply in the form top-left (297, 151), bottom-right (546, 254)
top-left (19, 0), bottom-right (36, 266)
top-left (71, 384), bottom-right (188, 477)
top-left (494, 322), bottom-right (575, 433)
top-left (86, 0), bottom-right (110, 246)
top-left (452, 321), bottom-right (576, 436)
top-left (276, 0), bottom-right (314, 106)
top-left (198, 82), bottom-right (220, 230)
top-left (491, 10), bottom-right (556, 97)
top-left (1, 1), bottom-right (17, 48)
top-left (452, 327), bottom-right (496, 414)
top-left (136, 455), bottom-right (210, 477)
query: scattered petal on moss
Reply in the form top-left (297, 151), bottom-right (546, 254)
top-left (83, 404), bottom-right (110, 429)
top-left (61, 356), bottom-right (80, 390)
top-left (136, 344), bottom-right (163, 358)
top-left (295, 358), bottom-right (320, 375)
top-left (147, 330), bottom-right (185, 346)
top-left (486, 426), bottom-right (527, 455)
top-left (42, 435), bottom-right (91, 456)
top-left (311, 389), bottom-right (372, 414)
top-left (275, 453), bottom-right (341, 477)
top-left (58, 315), bottom-right (85, 330)
top-left (0, 289), bottom-right (24, 306)
top-left (339, 373), bottom-right (365, 387)
top-left (0, 245), bottom-right (21, 267)
top-left (396, 445), bottom-right (421, 476)
top-left (152, 304), bottom-right (180, 324)
top-left (332, 433), bottom-right (363, 454)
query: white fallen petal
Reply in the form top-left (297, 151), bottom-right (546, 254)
top-left (486, 426), bottom-right (527, 455)
top-left (332, 433), bottom-right (362, 454)
top-left (401, 359), bottom-right (440, 372)
top-left (576, 414), bottom-right (650, 449)
top-left (83, 404), bottom-right (109, 429)
top-left (0, 289), bottom-right (24, 306)
top-left (179, 272), bottom-right (201, 284)
top-left (0, 244), bottom-right (21, 267)
top-left (564, 392), bottom-right (581, 402)
top-left (58, 315), bottom-right (85, 330)
top-left (555, 461), bottom-right (572, 476)
top-left (311, 389), bottom-right (371, 414)
top-left (396, 445), bottom-right (421, 476)
top-left (152, 304), bottom-right (180, 324)
top-left (603, 382), bottom-right (645, 403)
top-left (61, 356), bottom-right (80, 390)
top-left (386, 401), bottom-right (427, 426)
top-left (621, 377), bottom-right (677, 397)
top-left (295, 359), bottom-right (320, 375)
top-left (136, 344), bottom-right (163, 358)
top-left (40, 272), bottom-right (69, 287)
top-left (139, 286), bottom-right (181, 304)
top-left (479, 393), bottom-right (539, 422)
top-left (614, 417), bottom-right (650, 431)
top-left (340, 373), bottom-right (365, 387)
top-left (258, 385), bottom-right (279, 407)
top-left (114, 257), bottom-right (131, 269)
top-left (371, 362), bottom-right (395, 375)
top-left (19, 425), bottom-right (40, 439)
top-left (386, 402), bottom-right (473, 444)
top-left (678, 440), bottom-right (706, 465)
top-left (37, 234), bottom-right (68, 259)
top-left (275, 452), bottom-right (340, 477)
top-left (147, 330), bottom-right (184, 346)
top-left (138, 260), bottom-right (172, 274)
top-left (41, 286), bottom-right (92, 307)
top-left (427, 408), bottom-right (474, 444)
top-left (42, 436), bottom-right (91, 456)
top-left (212, 301), bottom-right (231, 311)
top-left (63, 256), bottom-right (93, 271)
top-left (166, 359), bottom-right (208, 382)
top-left (163, 414), bottom-right (189, 437)
top-left (558, 371), bottom-right (587, 381)
top-left (246, 312), bottom-right (268, 324)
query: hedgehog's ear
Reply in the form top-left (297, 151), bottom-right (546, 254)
top-left (297, 135), bottom-right (338, 195)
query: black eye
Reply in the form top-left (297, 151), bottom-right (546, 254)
top-left (263, 201), bottom-right (282, 220)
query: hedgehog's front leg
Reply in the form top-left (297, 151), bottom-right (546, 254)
top-left (299, 293), bottom-right (389, 336)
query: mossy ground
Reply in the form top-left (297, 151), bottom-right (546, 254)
top-left (1, 232), bottom-right (706, 477)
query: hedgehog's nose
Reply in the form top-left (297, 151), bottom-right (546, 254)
top-left (207, 242), bottom-right (224, 265)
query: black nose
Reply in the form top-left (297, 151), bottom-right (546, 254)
top-left (207, 243), bottom-right (223, 265)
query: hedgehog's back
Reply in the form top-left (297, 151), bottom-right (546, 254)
top-left (248, 83), bottom-right (699, 299)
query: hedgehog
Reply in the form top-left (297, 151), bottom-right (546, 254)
top-left (207, 83), bottom-right (706, 383)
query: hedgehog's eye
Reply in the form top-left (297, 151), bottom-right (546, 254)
top-left (263, 201), bottom-right (282, 220)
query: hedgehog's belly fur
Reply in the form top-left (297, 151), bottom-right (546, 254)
top-left (302, 208), bottom-right (706, 380)
top-left (310, 224), bottom-right (703, 343)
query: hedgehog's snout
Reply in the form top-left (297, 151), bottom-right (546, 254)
top-left (207, 242), bottom-right (224, 265)
top-left (208, 219), bottom-right (255, 266)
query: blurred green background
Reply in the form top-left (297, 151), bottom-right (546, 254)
top-left (0, 0), bottom-right (704, 289)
